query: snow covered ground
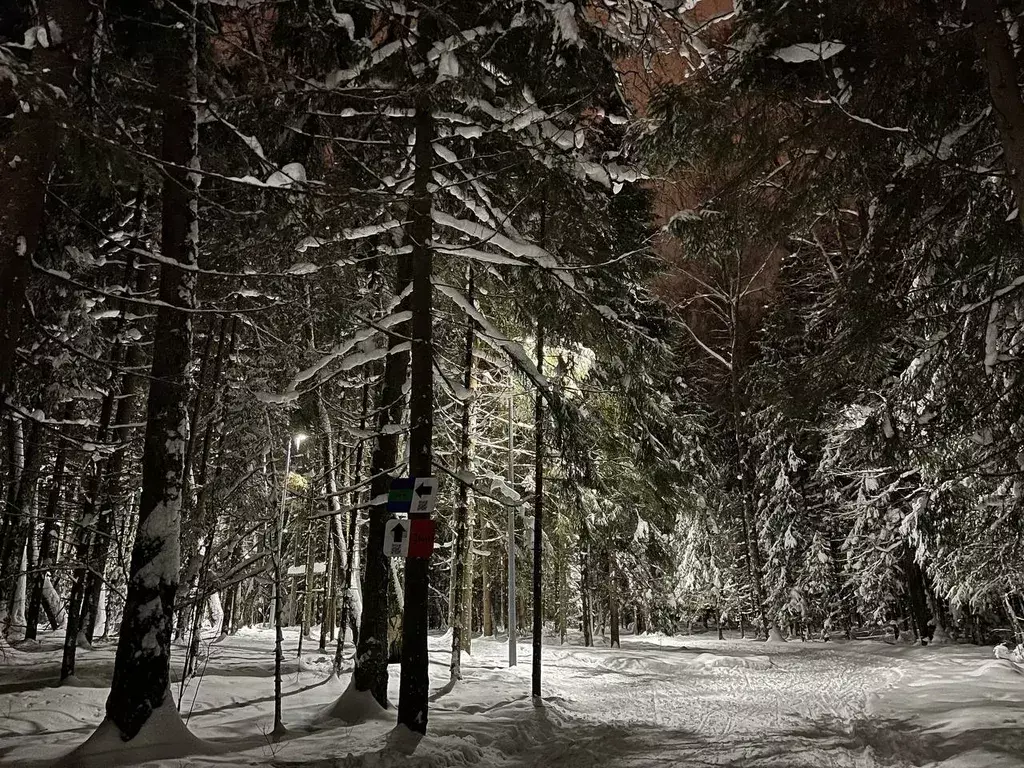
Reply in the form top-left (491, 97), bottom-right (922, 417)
top-left (1, 627), bottom-right (1022, 767)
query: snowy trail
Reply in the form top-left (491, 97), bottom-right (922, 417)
top-left (2, 629), bottom-right (1023, 768)
top-left (496, 639), bottom-right (915, 768)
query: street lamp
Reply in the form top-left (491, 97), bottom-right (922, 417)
top-left (272, 430), bottom-right (307, 741)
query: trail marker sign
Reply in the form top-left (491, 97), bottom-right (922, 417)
top-left (407, 519), bottom-right (436, 558)
top-left (385, 519), bottom-right (410, 557)
top-left (387, 476), bottom-right (438, 517)
top-left (384, 518), bottom-right (435, 558)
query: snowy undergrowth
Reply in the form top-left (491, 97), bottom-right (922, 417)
top-left (1, 627), bottom-right (1023, 767)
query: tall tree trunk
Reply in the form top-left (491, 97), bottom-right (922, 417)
top-left (450, 266), bottom-right (476, 682)
top-left (482, 550), bottom-right (493, 637)
top-left (176, 317), bottom-right (233, 642)
top-left (0, 419), bottom-right (26, 599)
top-left (0, 0), bottom-right (89, 392)
top-left (531, 320), bottom-right (545, 696)
top-left (2, 418), bottom-right (41, 631)
top-left (903, 547), bottom-right (932, 645)
top-left (25, 405), bottom-right (73, 639)
top-left (301, 509), bottom-right (317, 646)
top-left (969, 0), bottom-right (1024, 227)
top-left (397, 83), bottom-right (435, 734)
top-left (104, 3), bottom-right (199, 739)
top-left (730, 306), bottom-right (769, 638)
top-left (464, 511), bottom-right (475, 654)
top-left (580, 535), bottom-right (593, 648)
top-left (62, 389), bottom-right (115, 678)
top-left (354, 272), bottom-right (411, 704)
top-left (608, 553), bottom-right (620, 649)
top-left (320, 389), bottom-right (363, 668)
top-left (319, 517), bottom-right (335, 651)
top-left (82, 340), bottom-right (143, 643)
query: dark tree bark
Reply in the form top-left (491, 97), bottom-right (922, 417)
top-left (81, 341), bottom-right (143, 643)
top-left (903, 547), bottom-right (932, 645)
top-left (608, 553), bottom-right (620, 649)
top-left (581, 519), bottom-right (593, 648)
top-left (104, 2), bottom-right (199, 738)
top-left (25, 404), bottom-right (74, 639)
top-left (531, 320), bottom-right (545, 696)
top-left (62, 386), bottom-right (117, 679)
top-left (1, 417), bottom-right (42, 628)
top-left (482, 552), bottom-right (493, 637)
top-left (319, 516), bottom-right (334, 652)
top-left (0, 0), bottom-right (90, 392)
top-left (397, 81), bottom-right (435, 734)
top-left (354, 267), bottom-right (411, 705)
top-left (969, 0), bottom-right (1024, 226)
top-left (730, 335), bottom-right (769, 638)
top-left (449, 266), bottom-right (476, 682)
top-left (321, 389), bottom-right (363, 670)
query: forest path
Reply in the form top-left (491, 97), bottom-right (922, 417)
top-left (3, 628), bottom-right (1023, 768)
top-left (498, 635), bottom-right (918, 768)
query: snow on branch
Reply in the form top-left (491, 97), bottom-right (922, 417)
top-left (432, 209), bottom-right (575, 289)
top-left (295, 220), bottom-right (405, 252)
top-left (257, 310), bottom-right (411, 403)
top-left (435, 280), bottom-right (551, 394)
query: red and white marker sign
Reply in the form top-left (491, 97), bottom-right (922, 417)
top-left (384, 518), bottom-right (436, 559)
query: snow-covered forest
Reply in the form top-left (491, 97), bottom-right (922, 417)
top-left (3, 1), bottom-right (1024, 766)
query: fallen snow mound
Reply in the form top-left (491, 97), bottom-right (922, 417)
top-left (967, 659), bottom-right (1024, 680)
top-left (691, 652), bottom-right (772, 670)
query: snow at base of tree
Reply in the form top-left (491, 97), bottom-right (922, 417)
top-left (54, 691), bottom-right (219, 768)
top-left (767, 625), bottom-right (788, 643)
top-left (321, 675), bottom-right (391, 724)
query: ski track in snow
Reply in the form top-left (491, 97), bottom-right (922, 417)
top-left (0, 629), bottom-right (1022, 768)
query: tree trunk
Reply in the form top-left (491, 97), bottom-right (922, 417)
top-left (2, 418), bottom-right (42, 630)
top-left (301, 512), bottom-right (316, 646)
top-left (608, 553), bottom-right (620, 649)
top-left (321, 386), bottom-right (365, 668)
top-left (450, 266), bottom-right (476, 682)
top-left (903, 547), bottom-right (932, 645)
top-left (482, 552), bottom-right (493, 637)
top-left (104, 4), bottom-right (199, 739)
top-left (354, 274), bottom-right (410, 705)
top-left (464, 510), bottom-right (475, 654)
top-left (0, 419), bottom-right (26, 602)
top-left (319, 517), bottom-right (335, 651)
top-left (532, 320), bottom-right (545, 695)
top-left (175, 316), bottom-right (233, 642)
top-left (220, 579), bottom-right (236, 638)
top-left (0, 0), bottom-right (90, 392)
top-left (82, 340), bottom-right (144, 644)
top-left (397, 73), bottom-right (436, 734)
top-left (62, 388), bottom-right (114, 678)
top-left (969, 0), bottom-right (1024, 227)
top-left (580, 512), bottom-right (593, 647)
top-left (26, 408), bottom-right (71, 639)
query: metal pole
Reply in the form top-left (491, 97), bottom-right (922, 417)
top-left (273, 435), bottom-right (292, 738)
top-left (507, 383), bottom-right (517, 667)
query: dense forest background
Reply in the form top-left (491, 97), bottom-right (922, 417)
top-left (3, 0), bottom-right (1024, 745)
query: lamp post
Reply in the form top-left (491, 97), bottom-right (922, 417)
top-left (272, 431), bottom-right (306, 740)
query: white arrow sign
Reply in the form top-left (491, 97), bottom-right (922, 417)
top-left (411, 476), bottom-right (438, 516)
top-left (384, 519), bottom-right (410, 557)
